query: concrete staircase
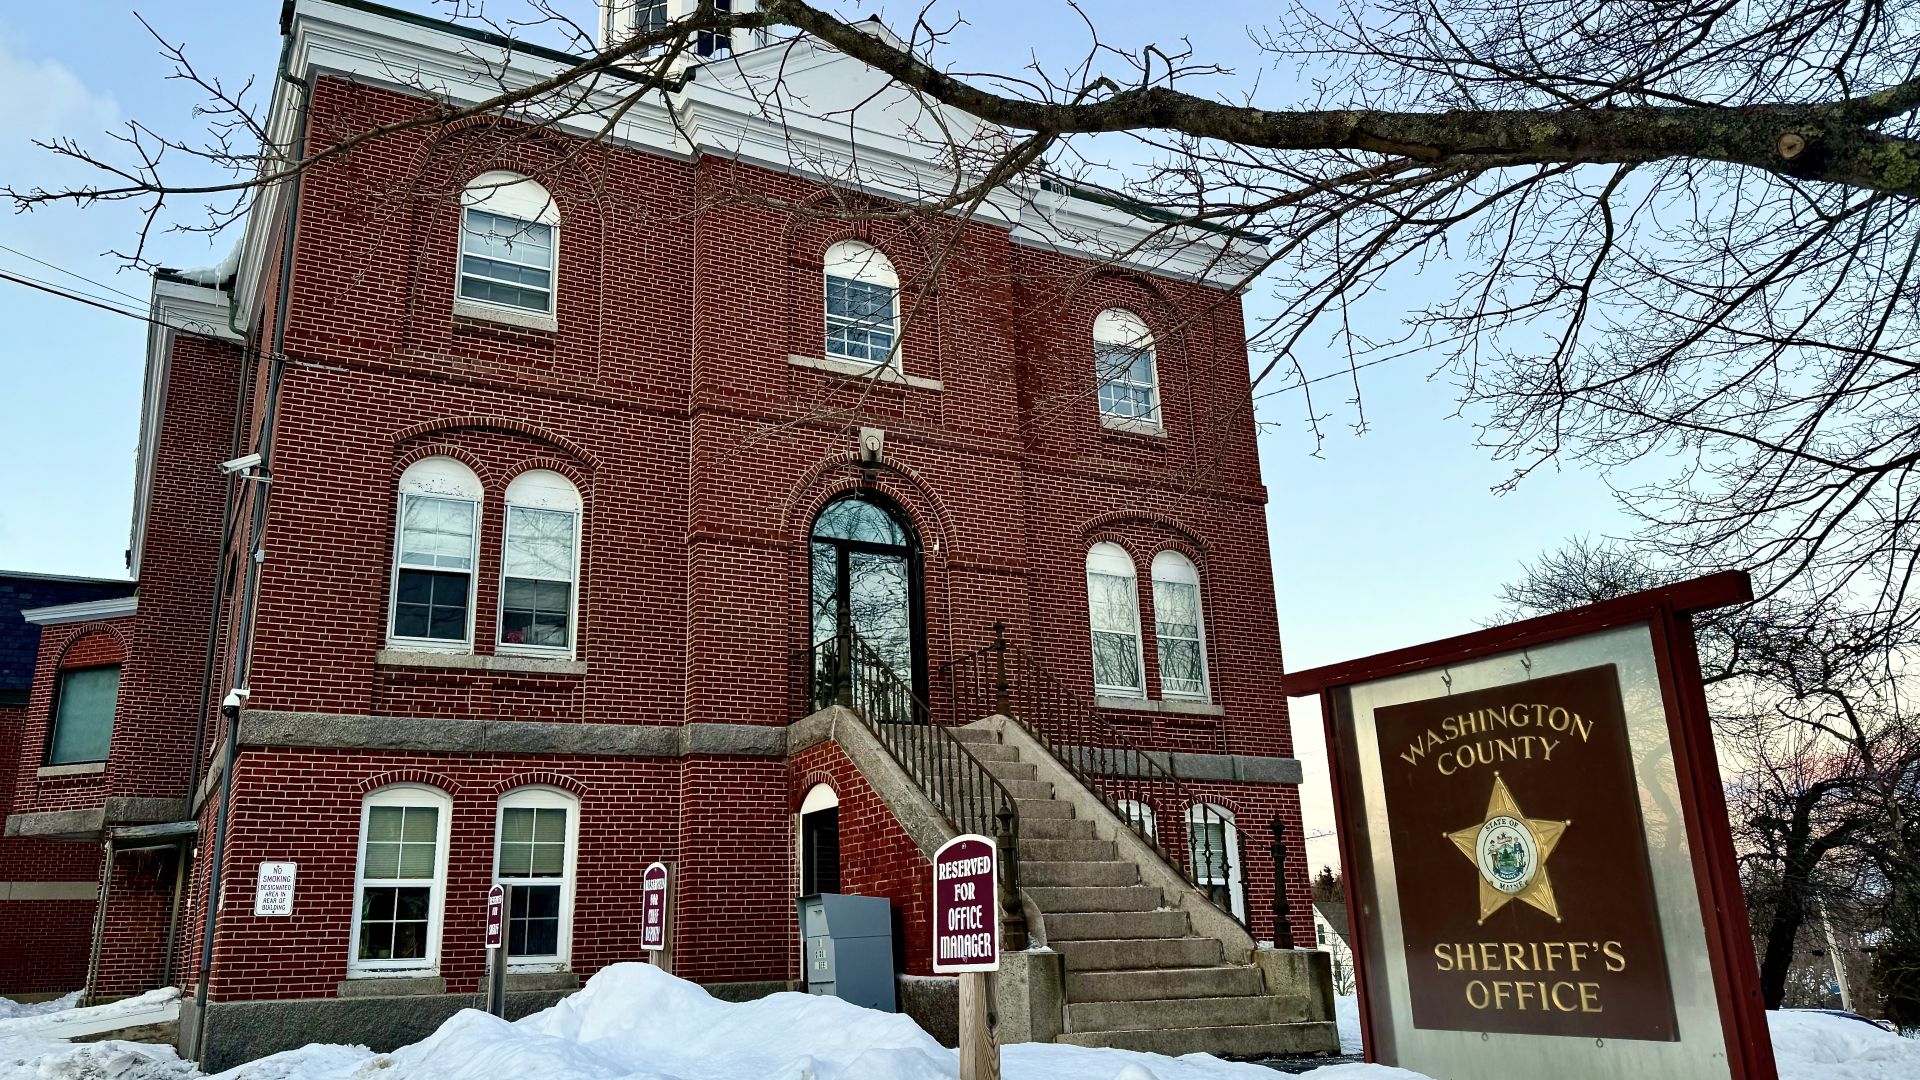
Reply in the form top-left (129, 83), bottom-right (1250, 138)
top-left (947, 725), bottom-right (1336, 1058)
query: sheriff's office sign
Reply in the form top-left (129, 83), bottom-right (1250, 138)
top-left (1284, 572), bottom-right (1777, 1080)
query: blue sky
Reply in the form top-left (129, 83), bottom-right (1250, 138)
top-left (0, 2), bottom-right (1641, 868)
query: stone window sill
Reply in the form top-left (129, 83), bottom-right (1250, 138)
top-left (39, 762), bottom-right (106, 778)
top-left (1100, 415), bottom-right (1166, 438)
top-left (789, 353), bottom-right (942, 391)
top-left (337, 974), bottom-right (446, 997)
top-left (1094, 695), bottom-right (1225, 717)
top-left (453, 299), bottom-right (557, 333)
top-left (376, 649), bottom-right (586, 676)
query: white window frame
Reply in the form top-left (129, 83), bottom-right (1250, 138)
top-left (497, 470), bottom-right (583, 658)
top-left (493, 786), bottom-right (580, 972)
top-left (1150, 550), bottom-right (1210, 701)
top-left (822, 240), bottom-right (902, 368)
top-left (456, 170), bottom-right (561, 328)
top-left (1186, 803), bottom-right (1245, 921)
top-left (1114, 798), bottom-right (1157, 840)
top-left (348, 784), bottom-right (453, 977)
top-left (1093, 309), bottom-right (1163, 434)
top-left (1085, 542), bottom-right (1147, 698)
top-left (388, 456), bottom-right (483, 652)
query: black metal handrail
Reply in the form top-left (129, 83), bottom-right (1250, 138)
top-left (795, 626), bottom-right (1024, 943)
top-left (942, 623), bottom-right (1246, 926)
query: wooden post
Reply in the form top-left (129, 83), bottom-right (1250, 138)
top-left (957, 969), bottom-right (1000, 1080)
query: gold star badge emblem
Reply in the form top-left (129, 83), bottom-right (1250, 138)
top-left (1445, 772), bottom-right (1571, 923)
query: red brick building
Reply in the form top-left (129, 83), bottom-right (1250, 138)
top-left (1, 1), bottom-right (1332, 1066)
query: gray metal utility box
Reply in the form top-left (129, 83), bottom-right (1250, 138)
top-left (798, 892), bottom-right (896, 1012)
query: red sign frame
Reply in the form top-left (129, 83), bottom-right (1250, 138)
top-left (933, 834), bottom-right (999, 974)
top-left (1283, 571), bottom-right (1776, 1080)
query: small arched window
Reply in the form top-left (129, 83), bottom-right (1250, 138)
top-left (459, 171), bottom-right (560, 316)
top-left (1151, 550), bottom-right (1208, 700)
top-left (823, 241), bottom-right (900, 365)
top-left (1114, 799), bottom-right (1157, 840)
top-left (799, 784), bottom-right (840, 896)
top-left (390, 456), bottom-right (482, 648)
top-left (46, 634), bottom-right (123, 766)
top-left (500, 470), bottom-right (582, 654)
top-left (1093, 309), bottom-right (1161, 429)
top-left (351, 783), bottom-right (453, 974)
top-left (1187, 803), bottom-right (1244, 921)
top-left (494, 786), bottom-right (580, 969)
top-left (1085, 542), bottom-right (1145, 697)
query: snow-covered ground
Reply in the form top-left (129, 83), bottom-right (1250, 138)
top-left (1, 967), bottom-right (1914, 1080)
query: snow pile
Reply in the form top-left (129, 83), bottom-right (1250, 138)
top-left (0, 1035), bottom-right (198, 1080)
top-left (0, 994), bottom-right (80, 1021)
top-left (1768, 1010), bottom-right (1920, 1080)
top-left (1332, 994), bottom-right (1362, 1054)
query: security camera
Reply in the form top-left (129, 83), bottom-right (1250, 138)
top-left (218, 453), bottom-right (263, 476)
top-left (221, 688), bottom-right (250, 719)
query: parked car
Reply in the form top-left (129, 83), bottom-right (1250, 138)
top-left (1783, 1008), bottom-right (1901, 1033)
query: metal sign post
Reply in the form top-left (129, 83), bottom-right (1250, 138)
top-left (485, 883), bottom-right (508, 1018)
top-left (934, 834), bottom-right (1000, 1080)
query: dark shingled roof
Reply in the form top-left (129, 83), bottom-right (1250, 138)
top-left (0, 572), bottom-right (137, 707)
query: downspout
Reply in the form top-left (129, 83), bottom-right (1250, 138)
top-left (189, 55), bottom-right (310, 1061)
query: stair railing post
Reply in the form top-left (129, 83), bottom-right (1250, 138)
top-left (1270, 815), bottom-right (1292, 944)
top-left (990, 622), bottom-right (1010, 717)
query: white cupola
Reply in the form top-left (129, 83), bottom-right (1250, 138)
top-left (601, 1), bottom-right (762, 59)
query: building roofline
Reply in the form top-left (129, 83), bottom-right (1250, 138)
top-left (0, 570), bottom-right (137, 588)
top-left (20, 596), bottom-right (139, 626)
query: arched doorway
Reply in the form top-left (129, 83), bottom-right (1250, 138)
top-left (798, 784), bottom-right (840, 896)
top-left (808, 491), bottom-right (926, 703)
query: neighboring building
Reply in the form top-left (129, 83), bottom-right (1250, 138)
top-left (1313, 901), bottom-right (1356, 996)
top-left (0, 0), bottom-right (1333, 1066)
top-left (0, 571), bottom-right (137, 996)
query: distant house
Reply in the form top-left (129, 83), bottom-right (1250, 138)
top-left (1314, 901), bottom-right (1356, 995)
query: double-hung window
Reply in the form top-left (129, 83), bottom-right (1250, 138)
top-left (823, 240), bottom-right (900, 366)
top-left (390, 457), bottom-right (482, 648)
top-left (500, 470), bottom-right (582, 654)
top-left (1086, 542), bottom-right (1146, 697)
top-left (1151, 550), bottom-right (1208, 700)
top-left (458, 171), bottom-right (560, 318)
top-left (495, 788), bottom-right (578, 967)
top-left (47, 663), bottom-right (120, 765)
top-left (1187, 803), bottom-right (1244, 920)
top-left (351, 785), bottom-right (451, 974)
top-left (1093, 309), bottom-right (1162, 428)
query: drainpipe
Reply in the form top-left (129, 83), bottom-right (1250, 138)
top-left (189, 54), bottom-right (310, 1060)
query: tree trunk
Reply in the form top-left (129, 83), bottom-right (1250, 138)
top-left (1758, 867), bottom-right (1809, 1009)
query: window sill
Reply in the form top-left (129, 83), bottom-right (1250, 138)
top-left (506, 970), bottom-right (579, 991)
top-left (377, 649), bottom-right (586, 676)
top-left (789, 353), bottom-right (942, 391)
top-left (337, 974), bottom-right (446, 997)
top-left (1094, 695), bottom-right (1225, 717)
top-left (453, 299), bottom-right (557, 333)
top-left (1100, 415), bottom-right (1166, 437)
top-left (38, 762), bottom-right (106, 778)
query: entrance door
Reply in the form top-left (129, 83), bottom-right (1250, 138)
top-left (809, 492), bottom-right (925, 703)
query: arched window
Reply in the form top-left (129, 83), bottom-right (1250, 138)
top-left (500, 470), bottom-right (582, 654)
top-left (494, 786), bottom-right (580, 969)
top-left (390, 457), bottom-right (482, 648)
top-left (823, 241), bottom-right (900, 365)
top-left (350, 784), bottom-right (452, 975)
top-left (1114, 799), bottom-right (1157, 840)
top-left (809, 492), bottom-right (922, 699)
top-left (1186, 803), bottom-right (1244, 921)
top-left (1151, 550), bottom-right (1208, 700)
top-left (459, 171), bottom-right (560, 316)
top-left (46, 634), bottom-right (123, 766)
top-left (1085, 542), bottom-right (1145, 697)
top-left (1093, 309), bottom-right (1161, 429)
top-left (799, 784), bottom-right (840, 896)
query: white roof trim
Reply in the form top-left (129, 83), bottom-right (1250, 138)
top-left (257, 0), bottom-right (1265, 296)
top-left (22, 596), bottom-right (139, 626)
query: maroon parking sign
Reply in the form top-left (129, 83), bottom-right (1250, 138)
top-left (486, 884), bottom-right (505, 949)
top-left (933, 834), bottom-right (998, 973)
top-left (641, 862), bottom-right (668, 952)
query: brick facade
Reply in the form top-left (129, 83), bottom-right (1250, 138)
top-left (1, 0), bottom-right (1315, 1026)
